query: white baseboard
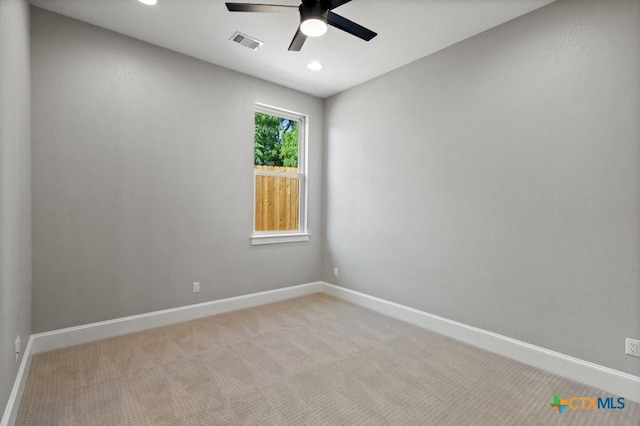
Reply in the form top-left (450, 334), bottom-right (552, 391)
top-left (1, 336), bottom-right (33, 426)
top-left (320, 282), bottom-right (640, 403)
top-left (4, 279), bottom-right (639, 425)
top-left (30, 282), bottom-right (323, 354)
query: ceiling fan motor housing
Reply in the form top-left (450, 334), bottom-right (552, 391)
top-left (300, 0), bottom-right (328, 23)
top-left (299, 0), bottom-right (329, 37)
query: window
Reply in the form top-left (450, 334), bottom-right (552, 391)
top-left (251, 103), bottom-right (308, 245)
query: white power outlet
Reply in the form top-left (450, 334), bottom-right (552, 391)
top-left (192, 282), bottom-right (200, 293)
top-left (333, 267), bottom-right (339, 277)
top-left (14, 335), bottom-right (20, 363)
top-left (626, 338), bottom-right (640, 358)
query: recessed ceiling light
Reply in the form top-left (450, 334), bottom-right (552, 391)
top-left (138, 0), bottom-right (157, 5)
top-left (307, 61), bottom-right (323, 71)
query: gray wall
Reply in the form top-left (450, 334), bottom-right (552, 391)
top-left (323, 0), bottom-right (640, 376)
top-left (31, 8), bottom-right (323, 333)
top-left (0, 0), bottom-right (32, 413)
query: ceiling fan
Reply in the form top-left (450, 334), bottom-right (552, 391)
top-left (225, 0), bottom-right (377, 51)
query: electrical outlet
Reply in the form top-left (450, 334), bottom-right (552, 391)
top-left (333, 267), bottom-right (339, 277)
top-left (15, 335), bottom-right (20, 363)
top-left (626, 338), bottom-right (640, 358)
top-left (192, 282), bottom-right (200, 293)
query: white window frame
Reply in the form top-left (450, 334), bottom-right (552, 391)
top-left (251, 103), bottom-right (309, 245)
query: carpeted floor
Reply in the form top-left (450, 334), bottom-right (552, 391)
top-left (16, 293), bottom-right (640, 425)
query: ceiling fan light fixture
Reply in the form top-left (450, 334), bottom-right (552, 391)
top-left (138, 0), bottom-right (157, 5)
top-left (300, 17), bottom-right (327, 37)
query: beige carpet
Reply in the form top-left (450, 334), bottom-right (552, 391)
top-left (16, 293), bottom-right (640, 425)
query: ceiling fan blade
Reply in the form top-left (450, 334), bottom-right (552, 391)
top-left (288, 27), bottom-right (307, 51)
top-left (326, 0), bottom-right (352, 10)
top-left (225, 3), bottom-right (298, 13)
top-left (327, 11), bottom-right (377, 41)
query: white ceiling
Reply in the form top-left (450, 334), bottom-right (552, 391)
top-left (29, 0), bottom-right (556, 98)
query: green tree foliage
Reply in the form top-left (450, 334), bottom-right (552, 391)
top-left (254, 112), bottom-right (298, 167)
top-left (280, 128), bottom-right (298, 167)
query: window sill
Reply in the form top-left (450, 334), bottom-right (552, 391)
top-left (250, 233), bottom-right (310, 246)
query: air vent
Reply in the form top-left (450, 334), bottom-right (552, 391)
top-left (229, 31), bottom-right (263, 51)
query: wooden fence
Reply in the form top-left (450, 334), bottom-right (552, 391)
top-left (254, 165), bottom-right (299, 231)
